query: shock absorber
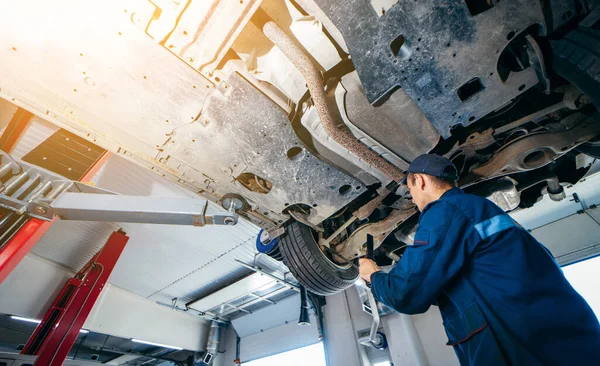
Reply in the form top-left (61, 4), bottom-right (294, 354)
top-left (255, 228), bottom-right (283, 261)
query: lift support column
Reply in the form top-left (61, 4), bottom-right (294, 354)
top-left (21, 230), bottom-right (129, 364)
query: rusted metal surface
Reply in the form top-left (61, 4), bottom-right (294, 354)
top-left (462, 114), bottom-right (600, 186)
top-left (319, 186), bottom-right (392, 247)
top-left (494, 86), bottom-right (586, 134)
top-left (447, 129), bottom-right (497, 161)
top-left (335, 205), bottom-right (417, 261)
top-left (158, 72), bottom-right (366, 225)
top-left (255, 12), bottom-right (406, 183)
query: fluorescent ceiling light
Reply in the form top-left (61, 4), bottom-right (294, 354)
top-left (11, 316), bottom-right (89, 334)
top-left (10, 316), bottom-right (41, 324)
top-left (131, 339), bottom-right (183, 350)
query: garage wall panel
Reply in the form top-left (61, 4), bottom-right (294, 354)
top-left (232, 294), bottom-right (303, 338)
top-left (31, 220), bottom-right (119, 271)
top-left (531, 208), bottom-right (600, 263)
top-left (239, 321), bottom-right (320, 363)
top-left (0, 254), bottom-right (73, 319)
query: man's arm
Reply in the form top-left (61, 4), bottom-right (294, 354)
top-left (368, 201), bottom-right (478, 314)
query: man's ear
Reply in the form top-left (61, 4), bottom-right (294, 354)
top-left (416, 173), bottom-right (426, 190)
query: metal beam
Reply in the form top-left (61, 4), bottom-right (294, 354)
top-left (23, 230), bottom-right (129, 365)
top-left (79, 151), bottom-right (111, 181)
top-left (0, 107), bottom-right (33, 153)
top-left (216, 286), bottom-right (292, 318)
top-left (50, 192), bottom-right (237, 226)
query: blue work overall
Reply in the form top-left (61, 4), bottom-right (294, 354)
top-left (371, 188), bottom-right (600, 365)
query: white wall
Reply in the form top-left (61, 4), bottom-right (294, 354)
top-left (322, 290), bottom-right (366, 366)
top-left (396, 308), bottom-right (458, 366)
top-left (0, 253), bottom-right (209, 351)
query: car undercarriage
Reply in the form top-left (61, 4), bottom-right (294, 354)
top-left (1, 0), bottom-right (599, 295)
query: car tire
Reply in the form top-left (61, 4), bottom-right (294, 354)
top-left (280, 221), bottom-right (359, 296)
top-left (551, 23), bottom-right (600, 108)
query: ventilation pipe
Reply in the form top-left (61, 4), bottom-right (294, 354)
top-left (198, 321), bottom-right (224, 365)
top-left (298, 285), bottom-right (311, 326)
top-left (251, 9), bottom-right (405, 183)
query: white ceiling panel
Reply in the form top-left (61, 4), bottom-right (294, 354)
top-left (187, 272), bottom-right (276, 313)
top-left (30, 220), bottom-right (119, 271)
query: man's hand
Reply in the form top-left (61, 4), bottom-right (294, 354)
top-left (359, 258), bottom-right (381, 283)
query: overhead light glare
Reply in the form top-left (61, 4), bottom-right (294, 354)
top-left (12, 316), bottom-right (89, 334)
top-left (10, 316), bottom-right (41, 324)
top-left (131, 338), bottom-right (183, 350)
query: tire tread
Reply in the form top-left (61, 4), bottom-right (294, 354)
top-left (280, 222), bottom-right (358, 296)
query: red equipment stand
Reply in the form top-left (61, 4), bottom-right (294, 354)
top-left (21, 230), bottom-right (129, 365)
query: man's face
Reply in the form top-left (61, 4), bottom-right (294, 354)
top-left (406, 174), bottom-right (426, 212)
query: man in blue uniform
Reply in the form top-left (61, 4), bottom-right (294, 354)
top-left (359, 154), bottom-right (600, 365)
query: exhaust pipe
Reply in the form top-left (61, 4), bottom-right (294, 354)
top-left (251, 9), bottom-right (405, 183)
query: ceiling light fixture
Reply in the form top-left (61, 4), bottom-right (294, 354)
top-left (131, 338), bottom-right (183, 351)
top-left (11, 316), bottom-right (90, 334)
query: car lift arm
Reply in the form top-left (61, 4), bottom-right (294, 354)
top-left (0, 152), bottom-right (238, 227)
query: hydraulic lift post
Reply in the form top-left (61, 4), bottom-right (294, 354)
top-left (22, 230), bottom-right (129, 365)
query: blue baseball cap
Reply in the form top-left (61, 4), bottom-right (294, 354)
top-left (401, 154), bottom-right (458, 185)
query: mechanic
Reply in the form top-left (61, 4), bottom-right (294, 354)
top-left (359, 154), bottom-right (600, 366)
